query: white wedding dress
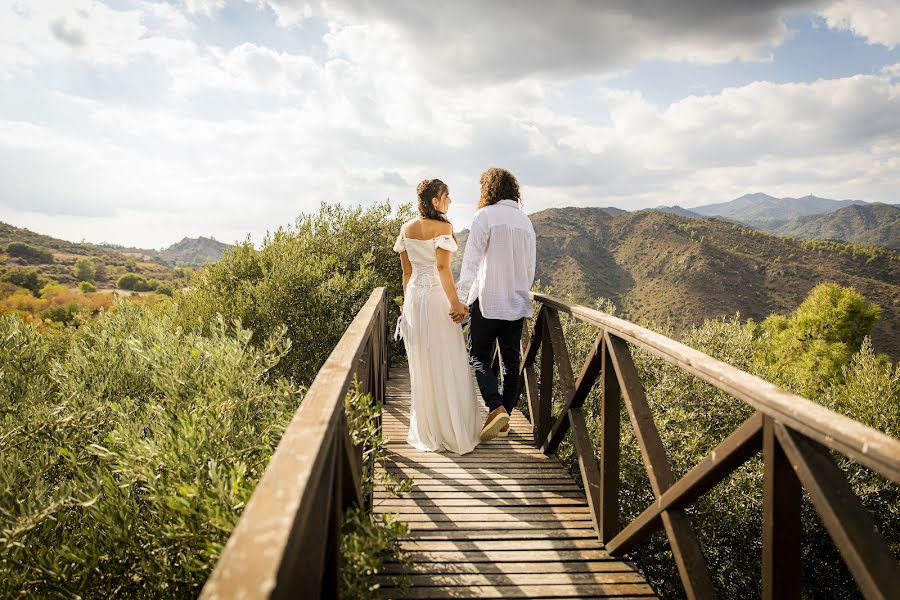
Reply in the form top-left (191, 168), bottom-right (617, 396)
top-left (394, 233), bottom-right (480, 455)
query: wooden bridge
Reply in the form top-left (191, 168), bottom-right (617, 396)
top-left (201, 288), bottom-right (900, 599)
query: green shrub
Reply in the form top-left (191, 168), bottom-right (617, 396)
top-left (1, 267), bottom-right (47, 295)
top-left (0, 304), bottom-right (301, 597)
top-left (40, 301), bottom-right (80, 325)
top-left (117, 272), bottom-right (151, 291)
top-left (178, 201), bottom-right (412, 384)
top-left (156, 283), bottom-right (174, 297)
top-left (5, 242), bottom-right (54, 264)
top-left (340, 382), bottom-right (411, 598)
top-left (73, 257), bottom-right (97, 282)
top-left (78, 281), bottom-right (97, 293)
top-left (752, 282), bottom-right (880, 397)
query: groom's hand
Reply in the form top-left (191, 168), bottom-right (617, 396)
top-left (449, 302), bottom-right (469, 323)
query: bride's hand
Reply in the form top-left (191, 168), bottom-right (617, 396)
top-left (449, 301), bottom-right (468, 323)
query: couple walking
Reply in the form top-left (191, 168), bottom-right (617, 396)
top-left (394, 167), bottom-right (536, 455)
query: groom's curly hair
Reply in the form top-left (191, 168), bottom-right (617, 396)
top-left (478, 167), bottom-right (520, 209)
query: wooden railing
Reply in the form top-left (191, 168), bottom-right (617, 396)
top-left (522, 292), bottom-right (900, 600)
top-left (200, 288), bottom-right (389, 600)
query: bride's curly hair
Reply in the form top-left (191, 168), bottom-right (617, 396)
top-left (478, 167), bottom-right (519, 209)
top-left (417, 178), bottom-right (450, 222)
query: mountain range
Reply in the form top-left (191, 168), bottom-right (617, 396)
top-left (655, 193), bottom-right (898, 249)
top-left (454, 207), bottom-right (899, 360)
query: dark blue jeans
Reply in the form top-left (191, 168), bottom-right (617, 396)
top-left (469, 300), bottom-right (524, 414)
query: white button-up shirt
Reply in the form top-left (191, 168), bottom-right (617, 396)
top-left (457, 199), bottom-right (536, 320)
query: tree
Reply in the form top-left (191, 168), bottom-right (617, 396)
top-left (752, 283), bottom-right (880, 397)
top-left (73, 258), bottom-right (96, 282)
top-left (1, 268), bottom-right (46, 296)
top-left (155, 284), bottom-right (173, 297)
top-left (117, 273), bottom-right (149, 291)
top-left (177, 201), bottom-right (412, 383)
top-left (93, 261), bottom-right (108, 282)
top-left (5, 242), bottom-right (54, 264)
top-left (78, 281), bottom-right (97, 293)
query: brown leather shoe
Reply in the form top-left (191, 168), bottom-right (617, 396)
top-left (480, 407), bottom-right (510, 441)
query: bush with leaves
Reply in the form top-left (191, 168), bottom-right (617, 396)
top-left (78, 281), bottom-right (97, 293)
top-left (0, 305), bottom-right (301, 597)
top-left (73, 257), bottom-right (97, 282)
top-left (534, 284), bottom-right (897, 598)
top-left (5, 242), bottom-right (54, 264)
top-left (752, 282), bottom-right (880, 397)
top-left (117, 272), bottom-right (155, 291)
top-left (1, 267), bottom-right (47, 295)
top-left (178, 201), bottom-right (412, 383)
top-left (340, 382), bottom-right (412, 599)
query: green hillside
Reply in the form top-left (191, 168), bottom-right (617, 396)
top-left (774, 203), bottom-right (900, 249)
top-left (455, 208), bottom-right (900, 359)
top-left (0, 222), bottom-right (177, 287)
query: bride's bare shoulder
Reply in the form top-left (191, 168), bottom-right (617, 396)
top-left (401, 218), bottom-right (420, 235)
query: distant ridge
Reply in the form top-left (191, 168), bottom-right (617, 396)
top-left (651, 205), bottom-right (702, 218)
top-left (775, 203), bottom-right (900, 250)
top-left (689, 193), bottom-right (868, 230)
top-left (96, 236), bottom-right (230, 267)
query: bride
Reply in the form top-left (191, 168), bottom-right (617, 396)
top-left (393, 179), bottom-right (481, 455)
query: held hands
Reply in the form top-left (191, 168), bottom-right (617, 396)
top-left (449, 301), bottom-right (469, 323)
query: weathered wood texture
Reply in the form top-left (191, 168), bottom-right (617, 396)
top-left (377, 367), bottom-right (657, 599)
top-left (529, 293), bottom-right (900, 600)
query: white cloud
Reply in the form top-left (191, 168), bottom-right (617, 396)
top-left (0, 0), bottom-right (897, 247)
top-left (820, 0), bottom-right (900, 48)
top-left (283, 0), bottom-right (821, 83)
top-left (182, 0), bottom-right (227, 18)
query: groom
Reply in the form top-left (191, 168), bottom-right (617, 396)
top-left (456, 167), bottom-right (537, 441)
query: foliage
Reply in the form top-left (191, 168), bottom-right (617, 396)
top-left (6, 242), bottom-right (54, 264)
top-left (0, 283), bottom-right (114, 325)
top-left (117, 272), bottom-right (155, 292)
top-left (752, 282), bottom-right (880, 397)
top-left (340, 382), bottom-right (412, 598)
top-left (1, 203), bottom-right (416, 598)
top-left (0, 305), bottom-right (301, 598)
top-left (1, 267), bottom-right (47, 295)
top-left (534, 284), bottom-right (898, 599)
top-left (73, 257), bottom-right (96, 282)
top-left (340, 509), bottom-right (409, 600)
top-left (78, 281), bottom-right (97, 293)
top-left (178, 201), bottom-right (413, 384)
top-left (156, 283), bottom-right (174, 297)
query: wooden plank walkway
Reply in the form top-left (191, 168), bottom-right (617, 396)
top-left (375, 366), bottom-right (657, 599)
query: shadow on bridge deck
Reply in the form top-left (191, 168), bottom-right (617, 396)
top-left (374, 366), bottom-right (657, 599)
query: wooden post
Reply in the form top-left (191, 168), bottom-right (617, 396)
top-left (537, 311), bottom-right (555, 449)
top-left (599, 334), bottom-right (620, 542)
top-left (762, 416), bottom-right (802, 600)
top-left (320, 427), bottom-right (342, 599)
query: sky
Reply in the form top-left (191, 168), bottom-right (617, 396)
top-left (0, 0), bottom-right (898, 248)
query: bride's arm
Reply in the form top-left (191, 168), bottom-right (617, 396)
top-left (400, 252), bottom-right (412, 300)
top-left (436, 247), bottom-right (467, 321)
